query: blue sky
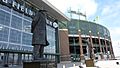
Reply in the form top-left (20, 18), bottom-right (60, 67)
top-left (47, 0), bottom-right (120, 57)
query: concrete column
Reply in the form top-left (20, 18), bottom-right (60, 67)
top-left (78, 30), bottom-right (84, 60)
top-left (24, 54), bottom-right (25, 61)
top-left (104, 36), bottom-right (109, 59)
top-left (12, 53), bottom-right (15, 65)
top-left (59, 29), bottom-right (71, 61)
top-left (17, 53), bottom-right (22, 65)
top-left (89, 31), bottom-right (94, 59)
top-left (109, 37), bottom-right (115, 59)
top-left (3, 53), bottom-right (9, 66)
top-left (97, 32), bottom-right (104, 59)
top-left (28, 54), bottom-right (29, 61)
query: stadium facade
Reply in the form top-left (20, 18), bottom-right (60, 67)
top-left (59, 19), bottom-right (115, 62)
top-left (0, 0), bottom-right (69, 65)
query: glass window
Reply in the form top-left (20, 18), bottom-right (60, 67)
top-left (68, 20), bottom-right (78, 34)
top-left (0, 25), bottom-right (9, 42)
top-left (0, 10), bottom-right (10, 26)
top-left (21, 46), bottom-right (33, 51)
top-left (10, 29), bottom-right (21, 44)
top-left (8, 44), bottom-right (21, 50)
top-left (0, 42), bottom-right (8, 49)
top-left (22, 32), bottom-right (32, 45)
top-left (79, 21), bottom-right (90, 35)
top-left (98, 25), bottom-right (104, 37)
top-left (44, 25), bottom-right (56, 54)
top-left (0, 4), bottom-right (11, 12)
top-left (12, 10), bottom-right (23, 17)
top-left (89, 23), bottom-right (97, 36)
top-left (11, 15), bottom-right (22, 30)
top-left (23, 20), bottom-right (31, 33)
top-left (24, 15), bottom-right (32, 21)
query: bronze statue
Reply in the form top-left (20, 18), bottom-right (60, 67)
top-left (31, 10), bottom-right (49, 60)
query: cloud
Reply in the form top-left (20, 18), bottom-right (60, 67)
top-left (99, 0), bottom-right (120, 31)
top-left (47, 0), bottom-right (98, 17)
top-left (101, 6), bottom-right (111, 16)
top-left (110, 27), bottom-right (120, 41)
top-left (101, 1), bottom-right (120, 16)
top-left (99, 0), bottom-right (120, 57)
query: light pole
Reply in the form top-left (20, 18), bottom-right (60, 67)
top-left (89, 31), bottom-right (95, 59)
top-left (78, 30), bottom-right (84, 60)
top-left (97, 32), bottom-right (104, 59)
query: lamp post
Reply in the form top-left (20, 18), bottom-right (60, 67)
top-left (97, 32), bottom-right (104, 59)
top-left (78, 30), bottom-right (84, 60)
top-left (89, 31), bottom-right (94, 59)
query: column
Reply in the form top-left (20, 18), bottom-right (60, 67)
top-left (97, 32), bottom-right (104, 59)
top-left (109, 37), bottom-right (115, 59)
top-left (28, 54), bottom-right (29, 61)
top-left (59, 29), bottom-right (71, 61)
top-left (89, 31), bottom-right (94, 59)
top-left (104, 36), bottom-right (109, 59)
top-left (12, 53), bottom-right (15, 65)
top-left (23, 54), bottom-right (25, 61)
top-left (17, 53), bottom-right (22, 65)
top-left (3, 53), bottom-right (9, 66)
top-left (78, 30), bottom-right (84, 60)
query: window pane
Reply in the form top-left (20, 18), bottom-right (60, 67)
top-left (0, 25), bottom-right (9, 42)
top-left (44, 25), bottom-right (56, 54)
top-left (23, 20), bottom-right (31, 32)
top-left (11, 15), bottom-right (22, 30)
top-left (0, 42), bottom-right (8, 49)
top-left (22, 32), bottom-right (32, 45)
top-left (0, 10), bottom-right (10, 26)
top-left (8, 44), bottom-right (21, 50)
top-left (10, 29), bottom-right (21, 44)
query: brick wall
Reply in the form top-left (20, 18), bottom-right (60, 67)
top-left (59, 29), bottom-right (71, 61)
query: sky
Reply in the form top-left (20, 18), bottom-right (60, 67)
top-left (47, 0), bottom-right (120, 57)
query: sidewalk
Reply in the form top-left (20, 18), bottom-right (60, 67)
top-left (57, 60), bottom-right (120, 68)
top-left (0, 60), bottom-right (120, 68)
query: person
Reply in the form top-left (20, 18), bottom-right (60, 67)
top-left (31, 10), bottom-right (49, 60)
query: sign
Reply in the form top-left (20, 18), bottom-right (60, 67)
top-left (0, 0), bottom-right (35, 16)
top-left (0, 0), bottom-right (58, 28)
top-left (46, 19), bottom-right (58, 28)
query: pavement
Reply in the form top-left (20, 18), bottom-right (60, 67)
top-left (0, 60), bottom-right (120, 68)
top-left (95, 60), bottom-right (120, 68)
top-left (57, 60), bottom-right (120, 68)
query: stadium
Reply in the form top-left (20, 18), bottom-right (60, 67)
top-left (59, 18), bottom-right (115, 62)
top-left (0, 0), bottom-right (115, 65)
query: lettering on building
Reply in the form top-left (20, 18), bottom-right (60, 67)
top-left (0, 0), bottom-right (35, 16)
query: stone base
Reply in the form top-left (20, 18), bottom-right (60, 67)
top-left (23, 60), bottom-right (56, 68)
top-left (80, 55), bottom-right (85, 60)
top-left (85, 59), bottom-right (95, 67)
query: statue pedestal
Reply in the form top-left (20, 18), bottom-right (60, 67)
top-left (85, 59), bottom-right (95, 67)
top-left (23, 60), bottom-right (56, 68)
top-left (80, 55), bottom-right (84, 60)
